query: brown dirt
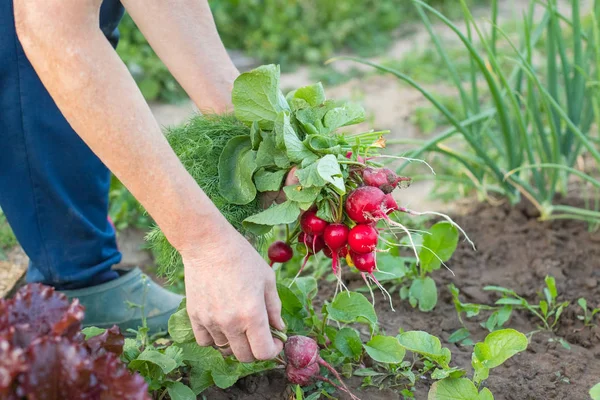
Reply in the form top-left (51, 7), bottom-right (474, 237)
top-left (204, 201), bottom-right (600, 400)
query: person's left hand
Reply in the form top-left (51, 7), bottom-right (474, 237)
top-left (259, 167), bottom-right (299, 208)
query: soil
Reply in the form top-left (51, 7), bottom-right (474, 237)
top-left (203, 201), bottom-right (600, 400)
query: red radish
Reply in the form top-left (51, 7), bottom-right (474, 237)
top-left (362, 167), bottom-right (411, 194)
top-left (292, 233), bottom-right (325, 283)
top-left (348, 225), bottom-right (379, 254)
top-left (283, 335), bottom-right (361, 399)
top-left (349, 250), bottom-right (394, 311)
top-left (323, 223), bottom-right (350, 274)
top-left (300, 211), bottom-right (327, 236)
top-left (383, 193), bottom-right (399, 214)
top-left (298, 232), bottom-right (325, 255)
top-left (349, 250), bottom-right (376, 273)
top-left (345, 186), bottom-right (387, 223)
top-left (268, 241), bottom-right (293, 266)
top-left (286, 363), bottom-right (319, 386)
top-left (284, 336), bottom-right (319, 369)
top-left (323, 246), bottom-right (348, 259)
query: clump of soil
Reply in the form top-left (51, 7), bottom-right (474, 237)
top-left (204, 201), bottom-right (600, 400)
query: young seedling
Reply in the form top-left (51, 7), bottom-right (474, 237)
top-left (576, 298), bottom-right (599, 328)
top-left (485, 276), bottom-right (569, 333)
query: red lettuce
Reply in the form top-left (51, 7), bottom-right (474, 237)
top-left (0, 283), bottom-right (149, 399)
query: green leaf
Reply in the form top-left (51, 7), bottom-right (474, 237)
top-left (167, 381), bottom-right (196, 400)
top-left (129, 348), bottom-right (178, 374)
top-left (431, 367), bottom-right (466, 380)
top-left (291, 82), bottom-right (326, 107)
top-left (250, 121), bottom-right (262, 150)
top-left (323, 103), bottom-right (365, 131)
top-left (305, 134), bottom-right (342, 155)
top-left (189, 363), bottom-right (214, 394)
top-left (326, 291), bottom-right (378, 328)
top-left (218, 136), bottom-right (257, 205)
top-left (363, 336), bottom-right (406, 363)
top-left (590, 382), bottom-right (600, 400)
top-left (334, 328), bottom-right (363, 359)
top-left (409, 277), bottom-right (438, 312)
top-left (278, 284), bottom-right (309, 333)
top-left (478, 387), bottom-right (494, 400)
top-left (473, 329), bottom-right (528, 370)
top-left (448, 328), bottom-right (471, 344)
top-left (427, 378), bottom-right (479, 400)
top-left (81, 326), bottom-right (105, 340)
top-left (254, 169), bottom-right (287, 192)
top-left (211, 361), bottom-right (241, 389)
top-left (175, 343), bottom-right (222, 363)
top-left (494, 298), bottom-right (523, 306)
top-left (168, 300), bottom-right (195, 343)
top-left (397, 331), bottom-right (450, 366)
top-left (277, 112), bottom-right (318, 163)
top-left (283, 185), bottom-right (321, 203)
top-left (232, 64), bottom-right (289, 129)
top-left (545, 275), bottom-right (558, 300)
top-left (255, 133), bottom-right (289, 169)
top-left (372, 253), bottom-right (408, 282)
top-left (243, 200), bottom-right (301, 234)
top-left (292, 276), bottom-right (318, 301)
top-left (419, 222), bottom-right (459, 273)
top-left (316, 154), bottom-right (346, 194)
top-left (471, 352), bottom-right (489, 385)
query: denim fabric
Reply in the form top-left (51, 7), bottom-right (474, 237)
top-left (0, 0), bottom-right (126, 289)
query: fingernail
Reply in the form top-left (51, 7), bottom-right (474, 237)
top-left (279, 317), bottom-right (286, 329)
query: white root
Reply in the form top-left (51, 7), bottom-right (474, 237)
top-left (397, 208), bottom-right (476, 251)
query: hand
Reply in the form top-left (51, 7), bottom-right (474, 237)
top-left (181, 224), bottom-right (285, 363)
top-left (260, 167), bottom-right (300, 208)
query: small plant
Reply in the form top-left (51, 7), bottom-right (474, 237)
top-left (0, 284), bottom-right (148, 399)
top-left (485, 275), bottom-right (569, 333)
top-left (577, 297), bottom-right (600, 327)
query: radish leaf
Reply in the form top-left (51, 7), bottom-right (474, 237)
top-left (243, 200), bottom-right (302, 234)
top-left (218, 136), bottom-right (257, 205)
top-left (363, 336), bottom-right (406, 364)
top-left (232, 64), bottom-right (289, 129)
top-left (254, 169), bottom-right (287, 192)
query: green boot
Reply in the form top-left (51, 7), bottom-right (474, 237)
top-left (61, 268), bottom-right (183, 334)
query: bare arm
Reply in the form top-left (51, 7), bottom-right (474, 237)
top-left (14, 0), bottom-right (283, 362)
top-left (121, 0), bottom-right (239, 114)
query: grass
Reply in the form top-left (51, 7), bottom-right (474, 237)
top-left (333, 0), bottom-right (600, 224)
top-left (0, 210), bottom-right (17, 260)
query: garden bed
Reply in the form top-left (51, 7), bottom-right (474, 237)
top-left (202, 201), bottom-right (600, 400)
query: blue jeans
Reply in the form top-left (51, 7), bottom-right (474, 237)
top-left (0, 0), bottom-right (126, 289)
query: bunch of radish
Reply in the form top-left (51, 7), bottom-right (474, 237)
top-left (267, 160), bottom-right (474, 307)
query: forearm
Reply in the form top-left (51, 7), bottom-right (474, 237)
top-left (14, 1), bottom-right (228, 251)
top-left (122, 0), bottom-right (239, 113)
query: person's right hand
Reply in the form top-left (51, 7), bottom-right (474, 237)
top-left (179, 223), bottom-right (285, 363)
